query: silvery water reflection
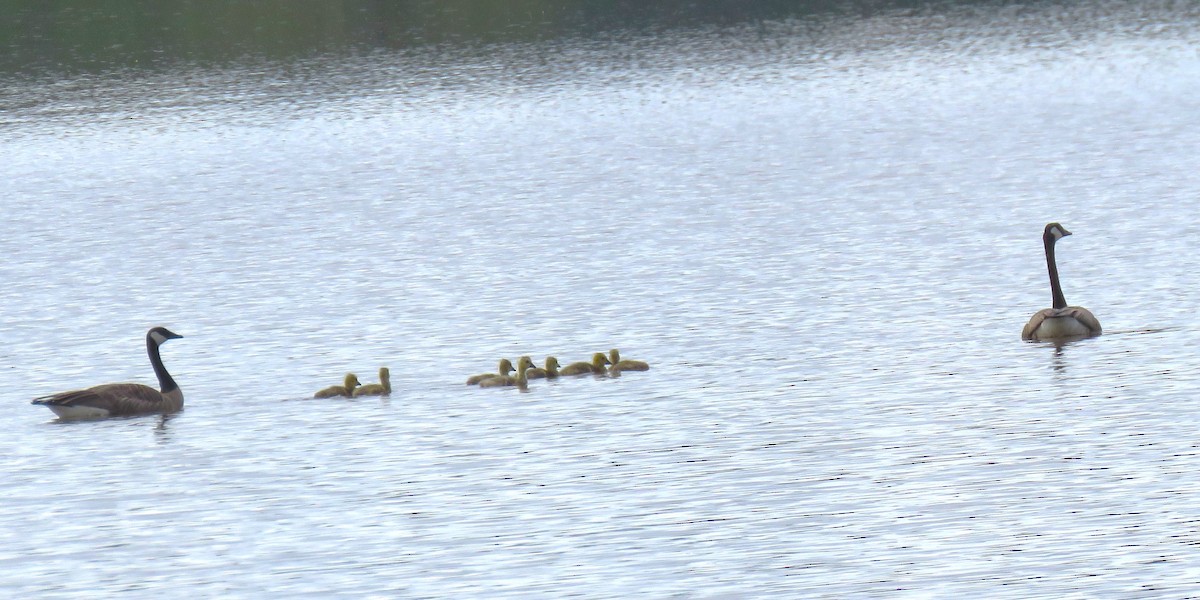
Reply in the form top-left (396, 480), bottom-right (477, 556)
top-left (4, 0), bottom-right (1200, 596)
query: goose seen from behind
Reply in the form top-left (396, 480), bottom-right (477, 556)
top-left (32, 327), bottom-right (184, 419)
top-left (353, 367), bottom-right (391, 397)
top-left (1021, 222), bottom-right (1102, 341)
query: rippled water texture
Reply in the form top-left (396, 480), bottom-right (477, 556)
top-left (5, 1), bottom-right (1200, 596)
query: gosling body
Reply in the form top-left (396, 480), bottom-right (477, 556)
top-left (353, 367), bottom-right (391, 397)
top-left (1022, 223), bottom-right (1102, 341)
top-left (526, 356), bottom-right (560, 380)
top-left (608, 348), bottom-right (649, 373)
top-left (32, 327), bottom-right (185, 419)
top-left (479, 359), bottom-right (531, 390)
top-left (315, 373), bottom-right (361, 398)
top-left (560, 353), bottom-right (611, 376)
top-left (467, 359), bottom-right (513, 385)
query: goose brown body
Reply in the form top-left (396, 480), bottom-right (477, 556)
top-left (31, 327), bottom-right (184, 419)
top-left (1022, 223), bottom-right (1102, 341)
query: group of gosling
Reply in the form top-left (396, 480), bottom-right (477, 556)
top-left (313, 368), bottom-right (392, 398)
top-left (30, 222), bottom-right (1089, 419)
top-left (466, 349), bottom-right (650, 391)
top-left (308, 349), bottom-right (650, 398)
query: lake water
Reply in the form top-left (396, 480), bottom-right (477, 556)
top-left (5, 0), bottom-right (1200, 596)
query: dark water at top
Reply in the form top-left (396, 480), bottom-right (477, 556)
top-left (0, 0), bottom-right (937, 75)
top-left (5, 0), bottom-right (1200, 597)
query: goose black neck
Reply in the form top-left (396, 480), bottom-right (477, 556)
top-left (147, 335), bottom-right (178, 393)
top-left (1045, 234), bottom-right (1068, 310)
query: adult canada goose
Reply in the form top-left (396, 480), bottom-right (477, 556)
top-left (560, 352), bottom-right (611, 376)
top-left (314, 373), bottom-right (360, 398)
top-left (31, 327), bottom-right (184, 419)
top-left (526, 356), bottom-right (560, 380)
top-left (608, 348), bottom-right (649, 373)
top-left (467, 359), bottom-right (513, 385)
top-left (479, 357), bottom-right (532, 390)
top-left (1021, 222), bottom-right (1102, 341)
top-left (353, 367), bottom-right (391, 397)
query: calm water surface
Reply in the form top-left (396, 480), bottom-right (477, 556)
top-left (5, 1), bottom-right (1200, 596)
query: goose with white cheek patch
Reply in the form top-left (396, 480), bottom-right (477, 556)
top-left (1021, 222), bottom-right (1102, 342)
top-left (32, 327), bottom-right (184, 419)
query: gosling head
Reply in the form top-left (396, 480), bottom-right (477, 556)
top-left (1044, 222), bottom-right (1072, 242)
top-left (497, 359), bottom-right (515, 375)
top-left (344, 373), bottom-right (360, 389)
top-left (517, 356), bottom-right (535, 371)
top-left (378, 367), bottom-right (390, 382)
top-left (592, 352), bottom-right (611, 366)
top-left (609, 348), bottom-right (621, 364)
top-left (545, 356), bottom-right (560, 369)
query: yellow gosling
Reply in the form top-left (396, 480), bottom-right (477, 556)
top-left (315, 373), bottom-right (360, 398)
top-left (479, 358), bottom-right (531, 390)
top-left (467, 359), bottom-right (513, 385)
top-left (560, 352), bottom-right (611, 376)
top-left (353, 367), bottom-right (391, 397)
top-left (608, 348), bottom-right (650, 374)
top-left (526, 356), bottom-right (560, 380)
top-left (516, 356), bottom-right (535, 374)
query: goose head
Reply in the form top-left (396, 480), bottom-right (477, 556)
top-left (1044, 222), bottom-right (1071, 242)
top-left (148, 327), bottom-right (183, 346)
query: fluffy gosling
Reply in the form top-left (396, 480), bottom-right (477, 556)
top-left (608, 348), bottom-right (649, 374)
top-left (479, 358), bottom-right (532, 390)
top-left (467, 359), bottom-right (514, 385)
top-left (526, 356), bottom-right (560, 380)
top-left (560, 352), bottom-right (611, 376)
top-left (353, 367), bottom-right (391, 397)
top-left (315, 373), bottom-right (360, 398)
